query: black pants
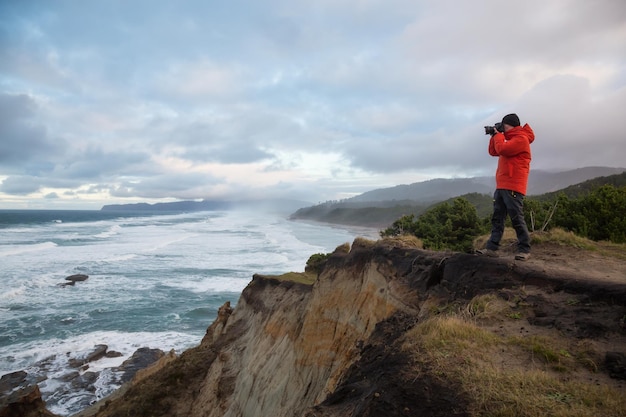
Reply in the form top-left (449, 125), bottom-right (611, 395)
top-left (486, 189), bottom-right (531, 253)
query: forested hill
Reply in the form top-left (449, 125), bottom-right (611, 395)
top-left (348, 167), bottom-right (625, 204)
top-left (290, 169), bottom-right (626, 228)
top-left (534, 170), bottom-right (626, 200)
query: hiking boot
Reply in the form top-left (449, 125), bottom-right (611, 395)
top-left (515, 252), bottom-right (531, 261)
top-left (475, 248), bottom-right (498, 257)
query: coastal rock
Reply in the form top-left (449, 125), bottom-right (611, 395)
top-left (59, 274), bottom-right (89, 287)
top-left (70, 371), bottom-right (99, 392)
top-left (0, 370), bottom-right (46, 397)
top-left (114, 347), bottom-right (165, 384)
top-left (105, 350), bottom-right (123, 358)
top-left (68, 344), bottom-right (109, 368)
top-left (0, 382), bottom-right (60, 417)
top-left (66, 274), bottom-right (89, 282)
top-left (131, 349), bottom-right (177, 384)
top-left (0, 370), bottom-right (27, 393)
top-left (0, 344), bottom-right (171, 417)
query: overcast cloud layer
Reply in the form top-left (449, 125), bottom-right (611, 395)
top-left (1, 0), bottom-right (625, 209)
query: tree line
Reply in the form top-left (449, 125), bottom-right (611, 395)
top-left (381, 184), bottom-right (626, 252)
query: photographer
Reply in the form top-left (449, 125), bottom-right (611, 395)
top-left (478, 113), bottom-right (535, 260)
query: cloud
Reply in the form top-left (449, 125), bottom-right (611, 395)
top-left (0, 175), bottom-right (80, 195)
top-left (0, 93), bottom-right (67, 172)
top-left (517, 75), bottom-right (626, 170)
top-left (0, 0), bottom-right (625, 208)
top-left (154, 60), bottom-right (244, 100)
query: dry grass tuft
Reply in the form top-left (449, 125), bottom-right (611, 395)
top-left (531, 227), bottom-right (597, 250)
top-left (381, 234), bottom-right (424, 249)
top-left (334, 242), bottom-right (351, 254)
top-left (473, 228), bottom-right (518, 250)
top-left (461, 293), bottom-right (511, 321)
top-left (351, 237), bottom-right (377, 250)
top-left (401, 311), bottom-right (626, 416)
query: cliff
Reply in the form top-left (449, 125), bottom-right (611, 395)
top-left (76, 236), bottom-right (626, 417)
top-left (5, 237), bottom-right (625, 416)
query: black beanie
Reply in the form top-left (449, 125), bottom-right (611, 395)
top-left (502, 113), bottom-right (521, 127)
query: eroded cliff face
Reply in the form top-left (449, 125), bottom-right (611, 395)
top-left (85, 238), bottom-right (626, 417)
top-left (82, 239), bottom-right (433, 417)
top-left (187, 240), bottom-right (430, 417)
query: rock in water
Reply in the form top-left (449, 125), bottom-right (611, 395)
top-left (65, 274), bottom-right (89, 282)
top-left (114, 347), bottom-right (165, 383)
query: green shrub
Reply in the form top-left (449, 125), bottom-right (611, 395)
top-left (305, 253), bottom-right (331, 274)
top-left (381, 197), bottom-right (487, 252)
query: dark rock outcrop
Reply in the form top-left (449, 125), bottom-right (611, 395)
top-left (0, 345), bottom-right (165, 417)
top-left (59, 274), bottom-right (89, 287)
top-left (69, 344), bottom-right (108, 368)
top-left (0, 373), bottom-right (59, 417)
top-left (113, 348), bottom-right (165, 384)
top-left (66, 274), bottom-right (89, 282)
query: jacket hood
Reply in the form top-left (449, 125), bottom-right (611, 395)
top-left (507, 123), bottom-right (535, 144)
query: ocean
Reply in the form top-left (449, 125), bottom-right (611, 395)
top-left (0, 209), bottom-right (378, 416)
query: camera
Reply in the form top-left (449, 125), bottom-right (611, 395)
top-left (484, 122), bottom-right (503, 135)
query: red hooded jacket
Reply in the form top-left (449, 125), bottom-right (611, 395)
top-left (488, 124), bottom-right (535, 195)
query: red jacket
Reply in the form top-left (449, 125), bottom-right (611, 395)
top-left (488, 124), bottom-right (535, 195)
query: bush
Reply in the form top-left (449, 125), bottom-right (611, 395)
top-left (305, 253), bottom-right (331, 274)
top-left (527, 185), bottom-right (626, 243)
top-left (382, 184), bottom-right (626, 252)
top-left (381, 198), bottom-right (487, 252)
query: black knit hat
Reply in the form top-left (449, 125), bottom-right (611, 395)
top-left (502, 113), bottom-right (520, 127)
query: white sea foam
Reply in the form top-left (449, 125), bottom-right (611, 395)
top-left (164, 276), bottom-right (252, 294)
top-left (0, 286), bottom-right (25, 299)
top-left (0, 241), bottom-right (57, 257)
top-left (94, 224), bottom-right (122, 238)
top-left (0, 329), bottom-right (200, 383)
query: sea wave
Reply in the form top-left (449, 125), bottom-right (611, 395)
top-left (163, 275), bottom-right (251, 294)
top-left (94, 224), bottom-right (122, 239)
top-left (0, 241), bottom-right (58, 257)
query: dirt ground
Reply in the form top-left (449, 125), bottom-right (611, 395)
top-left (480, 237), bottom-right (626, 284)
top-left (467, 239), bottom-right (626, 400)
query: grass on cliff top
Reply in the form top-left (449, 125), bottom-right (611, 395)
top-left (402, 295), bottom-right (626, 417)
top-left (474, 227), bottom-right (626, 260)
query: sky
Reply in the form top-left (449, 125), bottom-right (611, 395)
top-left (1, 0), bottom-right (625, 210)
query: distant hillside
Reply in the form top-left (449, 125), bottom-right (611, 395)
top-left (291, 167), bottom-right (626, 228)
top-left (533, 171), bottom-right (626, 201)
top-left (349, 177), bottom-right (494, 204)
top-left (101, 199), bottom-right (311, 215)
top-left (349, 167), bottom-right (625, 204)
top-left (101, 200), bottom-right (232, 212)
top-left (527, 166), bottom-right (626, 195)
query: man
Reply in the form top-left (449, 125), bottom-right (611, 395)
top-left (479, 113), bottom-right (535, 260)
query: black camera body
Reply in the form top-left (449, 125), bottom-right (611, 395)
top-left (484, 122), bottom-right (503, 135)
